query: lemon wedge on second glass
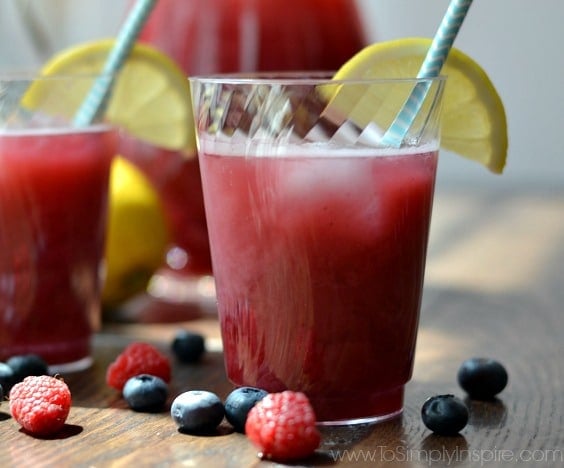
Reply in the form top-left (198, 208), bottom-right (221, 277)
top-left (23, 38), bottom-right (195, 154)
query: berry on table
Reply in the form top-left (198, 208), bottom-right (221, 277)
top-left (457, 357), bottom-right (508, 400)
top-left (123, 374), bottom-right (169, 412)
top-left (9, 375), bottom-right (72, 436)
top-left (7, 354), bottom-right (49, 384)
top-left (171, 330), bottom-right (206, 363)
top-left (245, 391), bottom-right (321, 462)
top-left (106, 342), bottom-right (171, 392)
top-left (171, 390), bottom-right (224, 433)
top-left (224, 386), bottom-right (268, 433)
top-left (421, 394), bottom-right (469, 436)
top-left (0, 362), bottom-right (16, 393)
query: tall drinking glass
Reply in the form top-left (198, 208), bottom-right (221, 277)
top-left (191, 73), bottom-right (445, 424)
top-left (0, 74), bottom-right (116, 372)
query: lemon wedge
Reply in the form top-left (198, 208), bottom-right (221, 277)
top-left (102, 156), bottom-right (170, 307)
top-left (23, 39), bottom-right (195, 154)
top-left (333, 37), bottom-right (508, 173)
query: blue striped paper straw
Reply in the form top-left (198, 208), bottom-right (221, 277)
top-left (381, 0), bottom-right (473, 147)
top-left (73, 0), bottom-right (157, 127)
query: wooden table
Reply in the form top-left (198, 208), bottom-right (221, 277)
top-left (2, 186), bottom-right (563, 467)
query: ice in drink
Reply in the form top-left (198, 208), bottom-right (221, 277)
top-left (0, 126), bottom-right (116, 368)
top-left (199, 142), bottom-right (438, 422)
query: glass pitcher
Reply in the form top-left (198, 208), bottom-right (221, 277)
top-left (138, 0), bottom-right (367, 74)
top-left (118, 0), bottom-right (368, 321)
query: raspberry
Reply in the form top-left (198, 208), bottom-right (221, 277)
top-left (106, 342), bottom-right (171, 391)
top-left (245, 391), bottom-right (320, 461)
top-left (9, 375), bottom-right (72, 436)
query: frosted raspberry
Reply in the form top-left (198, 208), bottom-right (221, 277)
top-left (245, 391), bottom-right (321, 461)
top-left (106, 342), bottom-right (171, 391)
top-left (9, 375), bottom-right (72, 436)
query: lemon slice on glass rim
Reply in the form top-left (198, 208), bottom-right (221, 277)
top-left (21, 39), bottom-right (195, 305)
top-left (332, 37), bottom-right (508, 173)
top-left (22, 38), bottom-right (195, 154)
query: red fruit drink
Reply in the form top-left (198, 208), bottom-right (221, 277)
top-left (0, 126), bottom-right (116, 369)
top-left (122, 0), bottom-right (367, 281)
top-left (138, 0), bottom-right (367, 74)
top-left (117, 137), bottom-right (211, 276)
top-left (199, 143), bottom-right (438, 423)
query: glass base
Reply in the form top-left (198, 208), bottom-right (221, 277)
top-left (147, 270), bottom-right (216, 312)
top-left (227, 373), bottom-right (405, 426)
top-left (317, 407), bottom-right (403, 426)
top-left (310, 385), bottom-right (405, 425)
top-left (107, 270), bottom-right (217, 323)
top-left (48, 355), bottom-right (93, 374)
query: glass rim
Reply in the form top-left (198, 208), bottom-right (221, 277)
top-left (189, 71), bottom-right (447, 86)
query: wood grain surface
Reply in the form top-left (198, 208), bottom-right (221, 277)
top-left (2, 187), bottom-right (563, 467)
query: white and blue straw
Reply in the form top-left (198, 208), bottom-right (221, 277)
top-left (73, 0), bottom-right (157, 127)
top-left (381, 0), bottom-right (473, 147)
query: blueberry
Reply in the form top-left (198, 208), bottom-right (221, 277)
top-left (123, 374), bottom-right (169, 412)
top-left (457, 357), bottom-right (508, 400)
top-left (171, 390), bottom-right (224, 433)
top-left (0, 383), bottom-right (3, 402)
top-left (224, 386), bottom-right (268, 433)
top-left (0, 362), bottom-right (15, 393)
top-left (421, 394), bottom-right (469, 436)
top-left (171, 330), bottom-right (206, 363)
top-left (7, 354), bottom-right (49, 383)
